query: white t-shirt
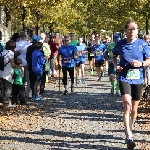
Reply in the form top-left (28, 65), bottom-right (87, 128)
top-left (0, 50), bottom-right (14, 84)
top-left (15, 40), bottom-right (31, 66)
top-left (39, 40), bottom-right (51, 56)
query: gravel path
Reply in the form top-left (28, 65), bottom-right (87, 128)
top-left (0, 64), bottom-right (149, 150)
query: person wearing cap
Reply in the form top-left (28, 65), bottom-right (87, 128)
top-left (112, 20), bottom-right (150, 149)
top-left (106, 34), bottom-right (121, 96)
top-left (48, 34), bottom-right (59, 78)
top-left (26, 35), bottom-right (40, 98)
top-left (15, 31), bottom-right (32, 98)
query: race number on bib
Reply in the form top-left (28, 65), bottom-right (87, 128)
top-left (96, 51), bottom-right (103, 56)
top-left (126, 69), bottom-right (140, 79)
top-left (64, 57), bottom-right (71, 63)
top-left (90, 53), bottom-right (94, 56)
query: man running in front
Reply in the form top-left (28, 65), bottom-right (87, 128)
top-left (112, 20), bottom-right (150, 149)
top-left (58, 36), bottom-right (77, 95)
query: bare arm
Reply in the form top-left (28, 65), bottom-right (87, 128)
top-left (20, 66), bottom-right (24, 77)
top-left (10, 58), bottom-right (15, 68)
top-left (57, 54), bottom-right (61, 65)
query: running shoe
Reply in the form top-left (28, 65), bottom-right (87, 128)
top-left (93, 70), bottom-right (96, 75)
top-left (32, 95), bottom-right (36, 101)
top-left (82, 79), bottom-right (85, 84)
top-left (116, 92), bottom-right (121, 97)
top-left (97, 78), bottom-right (101, 82)
top-left (126, 139), bottom-right (136, 150)
top-left (101, 72), bottom-right (104, 77)
top-left (77, 79), bottom-right (82, 84)
top-left (64, 90), bottom-right (68, 95)
top-left (90, 70), bottom-right (94, 75)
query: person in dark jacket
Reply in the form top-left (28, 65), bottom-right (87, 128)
top-left (26, 35), bottom-right (40, 98)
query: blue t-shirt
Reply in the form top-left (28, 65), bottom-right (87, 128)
top-left (32, 49), bottom-right (45, 74)
top-left (112, 38), bottom-right (150, 84)
top-left (59, 45), bottom-right (77, 68)
top-left (92, 43), bottom-right (106, 60)
top-left (76, 43), bottom-right (87, 63)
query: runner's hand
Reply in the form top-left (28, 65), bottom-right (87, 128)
top-left (131, 59), bottom-right (142, 67)
top-left (116, 66), bottom-right (123, 72)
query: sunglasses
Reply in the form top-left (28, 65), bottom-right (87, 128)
top-left (64, 40), bottom-right (69, 41)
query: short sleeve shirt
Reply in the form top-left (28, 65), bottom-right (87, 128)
top-left (15, 40), bottom-right (31, 66)
top-left (0, 50), bottom-right (14, 83)
top-left (13, 68), bottom-right (23, 85)
top-left (76, 43), bottom-right (87, 63)
top-left (112, 38), bottom-right (150, 84)
top-left (107, 42), bottom-right (115, 58)
top-left (59, 45), bottom-right (77, 67)
top-left (92, 43), bottom-right (106, 60)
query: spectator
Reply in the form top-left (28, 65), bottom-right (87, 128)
top-left (40, 33), bottom-right (51, 93)
top-left (32, 42), bottom-right (46, 101)
top-left (15, 31), bottom-right (32, 98)
top-left (48, 35), bottom-right (59, 77)
top-left (12, 58), bottom-right (27, 105)
top-left (0, 40), bottom-right (16, 107)
top-left (26, 35), bottom-right (41, 98)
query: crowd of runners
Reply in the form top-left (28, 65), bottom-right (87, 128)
top-left (0, 20), bottom-right (150, 149)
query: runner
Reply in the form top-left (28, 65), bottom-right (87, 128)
top-left (58, 36), bottom-right (77, 95)
top-left (92, 36), bottom-right (106, 81)
top-left (75, 37), bottom-right (87, 84)
top-left (104, 35), bottom-right (111, 71)
top-left (69, 33), bottom-right (78, 45)
top-left (112, 20), bottom-right (150, 149)
top-left (87, 34), bottom-right (96, 75)
top-left (106, 34), bottom-right (121, 96)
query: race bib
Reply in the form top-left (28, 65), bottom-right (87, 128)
top-left (64, 57), bottom-right (71, 63)
top-left (90, 53), bottom-right (94, 56)
top-left (96, 51), bottom-right (103, 56)
top-left (126, 69), bottom-right (140, 79)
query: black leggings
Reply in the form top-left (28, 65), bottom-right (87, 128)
top-left (62, 66), bottom-right (74, 85)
